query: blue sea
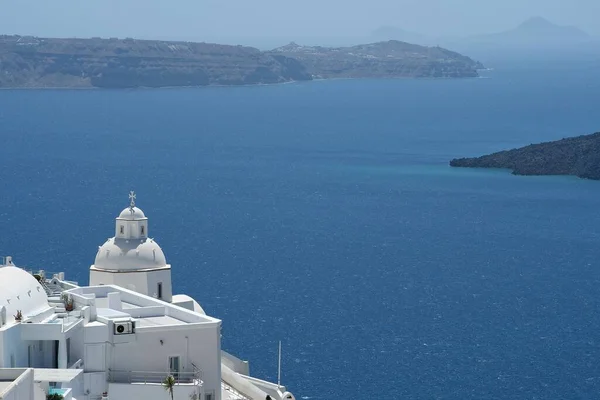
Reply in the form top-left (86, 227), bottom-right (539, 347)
top-left (1, 60), bottom-right (600, 399)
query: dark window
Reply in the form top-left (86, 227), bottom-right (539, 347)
top-left (157, 282), bottom-right (163, 299)
top-left (120, 225), bottom-right (124, 234)
top-left (141, 225), bottom-right (145, 235)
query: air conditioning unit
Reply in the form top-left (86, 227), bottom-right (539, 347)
top-left (114, 321), bottom-right (134, 335)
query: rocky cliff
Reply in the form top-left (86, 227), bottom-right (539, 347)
top-left (269, 40), bottom-right (483, 79)
top-left (0, 35), bottom-right (311, 88)
top-left (450, 132), bottom-right (600, 180)
top-left (0, 36), bottom-right (481, 88)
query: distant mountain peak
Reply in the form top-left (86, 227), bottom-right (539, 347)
top-left (273, 42), bottom-right (311, 52)
top-left (512, 16), bottom-right (589, 37)
top-left (518, 16), bottom-right (557, 29)
top-left (370, 26), bottom-right (431, 46)
top-left (463, 16), bottom-right (591, 47)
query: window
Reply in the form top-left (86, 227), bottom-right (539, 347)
top-left (141, 225), bottom-right (145, 236)
top-left (169, 356), bottom-right (180, 379)
top-left (157, 282), bottom-right (163, 299)
top-left (206, 394), bottom-right (213, 400)
top-left (66, 338), bottom-right (71, 365)
top-left (119, 225), bottom-right (124, 235)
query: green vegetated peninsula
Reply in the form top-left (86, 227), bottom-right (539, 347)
top-left (450, 132), bottom-right (600, 180)
top-left (0, 35), bottom-right (482, 89)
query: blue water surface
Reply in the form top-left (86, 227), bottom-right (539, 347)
top-left (1, 63), bottom-right (600, 399)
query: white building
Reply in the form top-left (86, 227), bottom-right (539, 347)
top-left (0, 193), bottom-right (295, 400)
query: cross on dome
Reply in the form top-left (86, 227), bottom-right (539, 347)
top-left (118, 192), bottom-right (146, 221)
top-left (129, 191), bottom-right (136, 210)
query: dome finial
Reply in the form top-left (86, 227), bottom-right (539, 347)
top-left (129, 191), bottom-right (136, 210)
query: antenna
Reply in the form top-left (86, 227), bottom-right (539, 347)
top-left (277, 340), bottom-right (282, 388)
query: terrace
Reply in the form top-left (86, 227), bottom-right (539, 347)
top-left (66, 285), bottom-right (220, 328)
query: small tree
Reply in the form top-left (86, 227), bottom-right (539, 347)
top-left (163, 375), bottom-right (176, 400)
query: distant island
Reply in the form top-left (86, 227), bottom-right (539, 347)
top-left (269, 41), bottom-right (483, 79)
top-left (450, 132), bottom-right (600, 180)
top-left (0, 35), bottom-right (482, 89)
top-left (370, 17), bottom-right (593, 50)
top-left (463, 16), bottom-right (591, 48)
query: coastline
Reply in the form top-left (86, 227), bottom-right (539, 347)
top-left (0, 74), bottom-right (483, 91)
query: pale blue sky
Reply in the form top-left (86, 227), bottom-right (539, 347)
top-left (0, 0), bottom-right (597, 46)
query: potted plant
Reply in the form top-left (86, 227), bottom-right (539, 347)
top-left (62, 294), bottom-right (74, 312)
top-left (14, 310), bottom-right (23, 322)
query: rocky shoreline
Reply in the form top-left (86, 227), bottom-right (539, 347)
top-left (450, 132), bottom-right (600, 180)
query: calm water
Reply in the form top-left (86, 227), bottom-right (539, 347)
top-left (1, 63), bottom-right (600, 399)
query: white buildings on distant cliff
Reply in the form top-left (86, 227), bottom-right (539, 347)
top-left (0, 193), bottom-right (295, 400)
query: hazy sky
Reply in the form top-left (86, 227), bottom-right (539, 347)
top-left (1, 0), bottom-right (598, 46)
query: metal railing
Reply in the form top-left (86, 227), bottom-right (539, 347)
top-left (69, 359), bottom-right (84, 369)
top-left (191, 362), bottom-right (204, 381)
top-left (108, 370), bottom-right (199, 385)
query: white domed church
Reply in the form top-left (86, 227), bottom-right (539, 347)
top-left (0, 192), bottom-right (295, 400)
top-left (90, 192), bottom-right (172, 302)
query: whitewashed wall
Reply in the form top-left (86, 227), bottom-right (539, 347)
top-left (109, 325), bottom-right (221, 400)
top-left (89, 269), bottom-right (172, 302)
top-left (0, 369), bottom-right (34, 400)
top-left (222, 351), bottom-right (249, 375)
top-left (1, 325), bottom-right (27, 367)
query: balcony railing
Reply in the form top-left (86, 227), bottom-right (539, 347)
top-left (69, 359), bottom-right (84, 369)
top-left (108, 370), bottom-right (200, 385)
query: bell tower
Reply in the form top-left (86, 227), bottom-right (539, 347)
top-left (90, 192), bottom-right (172, 302)
top-left (115, 191), bottom-right (148, 240)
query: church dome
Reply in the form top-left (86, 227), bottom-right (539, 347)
top-left (118, 206), bottom-right (146, 220)
top-left (0, 266), bottom-right (49, 322)
top-left (93, 237), bottom-right (168, 271)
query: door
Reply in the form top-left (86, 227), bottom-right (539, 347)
top-left (169, 356), bottom-right (180, 379)
top-left (53, 341), bottom-right (59, 368)
top-left (84, 344), bottom-right (106, 372)
top-left (84, 372), bottom-right (107, 399)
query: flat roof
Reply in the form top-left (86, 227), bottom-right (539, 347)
top-left (96, 308), bottom-right (131, 319)
top-left (94, 297), bottom-right (138, 309)
top-left (68, 285), bottom-right (221, 325)
top-left (85, 321), bottom-right (105, 328)
top-left (136, 315), bottom-right (186, 328)
top-left (34, 368), bottom-right (82, 382)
